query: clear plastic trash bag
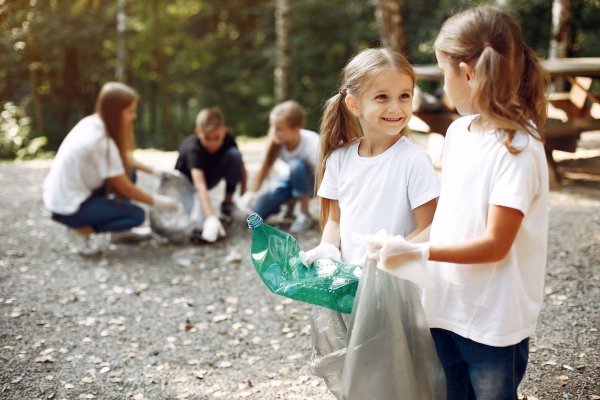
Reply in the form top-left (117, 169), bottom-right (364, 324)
top-left (149, 173), bottom-right (202, 244)
top-left (310, 258), bottom-right (446, 400)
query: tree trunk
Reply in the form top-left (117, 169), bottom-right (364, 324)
top-left (374, 0), bottom-right (407, 55)
top-left (550, 0), bottom-right (570, 91)
top-left (152, 0), bottom-right (170, 148)
top-left (274, 0), bottom-right (290, 103)
top-left (26, 32), bottom-right (44, 136)
top-left (550, 0), bottom-right (570, 59)
top-left (115, 0), bottom-right (127, 82)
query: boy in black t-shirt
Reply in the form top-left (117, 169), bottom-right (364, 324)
top-left (175, 107), bottom-right (246, 242)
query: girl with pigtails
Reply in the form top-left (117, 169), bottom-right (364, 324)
top-left (363, 6), bottom-right (551, 399)
top-left (299, 47), bottom-right (441, 398)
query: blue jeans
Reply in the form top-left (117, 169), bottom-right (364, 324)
top-left (52, 177), bottom-right (145, 233)
top-left (253, 159), bottom-right (314, 219)
top-left (431, 328), bottom-right (529, 400)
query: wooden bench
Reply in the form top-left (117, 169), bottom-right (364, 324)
top-left (544, 76), bottom-right (600, 185)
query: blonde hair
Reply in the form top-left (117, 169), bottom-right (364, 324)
top-left (196, 107), bottom-right (225, 133)
top-left (252, 100), bottom-right (306, 192)
top-left (435, 6), bottom-right (550, 152)
top-left (95, 81), bottom-right (138, 171)
top-left (317, 47), bottom-right (415, 228)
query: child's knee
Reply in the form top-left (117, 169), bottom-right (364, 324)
top-left (224, 147), bottom-right (243, 166)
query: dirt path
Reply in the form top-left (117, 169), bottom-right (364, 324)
top-left (0, 136), bottom-right (598, 399)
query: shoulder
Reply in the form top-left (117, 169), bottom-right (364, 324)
top-left (224, 132), bottom-right (238, 146)
top-left (446, 115), bottom-right (475, 135)
top-left (300, 129), bottom-right (319, 139)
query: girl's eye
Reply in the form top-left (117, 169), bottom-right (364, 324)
top-left (400, 93), bottom-right (412, 100)
top-left (375, 94), bottom-right (388, 100)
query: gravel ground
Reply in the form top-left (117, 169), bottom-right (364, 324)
top-left (0, 136), bottom-right (598, 400)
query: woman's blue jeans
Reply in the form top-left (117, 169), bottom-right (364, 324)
top-left (431, 328), bottom-right (529, 400)
top-left (253, 159), bottom-right (314, 219)
top-left (52, 176), bottom-right (145, 233)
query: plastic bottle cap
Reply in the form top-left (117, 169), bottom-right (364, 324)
top-left (246, 213), bottom-right (263, 229)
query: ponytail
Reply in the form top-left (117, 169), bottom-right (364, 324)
top-left (435, 6), bottom-right (550, 153)
top-left (317, 91), bottom-right (361, 228)
top-left (519, 46), bottom-right (550, 136)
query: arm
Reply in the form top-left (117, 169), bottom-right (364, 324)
top-left (405, 198), bottom-right (437, 240)
top-left (107, 174), bottom-right (154, 205)
top-left (128, 154), bottom-right (154, 175)
top-left (240, 162), bottom-right (248, 196)
top-left (320, 199), bottom-right (341, 247)
top-left (190, 168), bottom-right (216, 217)
top-left (429, 204), bottom-right (523, 263)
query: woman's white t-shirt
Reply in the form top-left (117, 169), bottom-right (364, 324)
top-left (318, 136), bottom-right (440, 265)
top-left (425, 115), bottom-right (549, 347)
top-left (43, 114), bottom-right (125, 215)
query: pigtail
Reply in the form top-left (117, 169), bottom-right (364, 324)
top-left (317, 91), bottom-right (361, 228)
top-left (519, 45), bottom-right (550, 136)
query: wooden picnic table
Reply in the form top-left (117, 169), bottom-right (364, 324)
top-left (412, 57), bottom-right (600, 185)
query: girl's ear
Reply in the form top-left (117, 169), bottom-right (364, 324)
top-left (344, 94), bottom-right (361, 117)
top-left (458, 61), bottom-right (475, 82)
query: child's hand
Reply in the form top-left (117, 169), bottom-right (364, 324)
top-left (299, 243), bottom-right (341, 267)
top-left (201, 216), bottom-right (226, 242)
top-left (352, 231), bottom-right (430, 266)
top-left (153, 194), bottom-right (183, 212)
top-left (238, 191), bottom-right (257, 211)
top-left (351, 229), bottom-right (388, 259)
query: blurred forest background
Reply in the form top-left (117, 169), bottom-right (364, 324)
top-left (1, 0), bottom-right (599, 157)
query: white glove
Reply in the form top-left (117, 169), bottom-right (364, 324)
top-left (152, 194), bottom-right (182, 212)
top-left (299, 242), bottom-right (341, 267)
top-left (201, 215), bottom-right (226, 242)
top-left (238, 191), bottom-right (258, 210)
top-left (352, 232), bottom-right (430, 265)
top-left (352, 231), bottom-right (431, 287)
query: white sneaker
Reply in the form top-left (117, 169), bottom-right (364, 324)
top-left (66, 229), bottom-right (102, 256)
top-left (289, 212), bottom-right (314, 233)
top-left (110, 226), bottom-right (153, 244)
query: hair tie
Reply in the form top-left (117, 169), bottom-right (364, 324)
top-left (483, 42), bottom-right (493, 50)
top-left (339, 88), bottom-right (347, 96)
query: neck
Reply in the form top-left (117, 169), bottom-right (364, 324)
top-left (358, 133), bottom-right (402, 157)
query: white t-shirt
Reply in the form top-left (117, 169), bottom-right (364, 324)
top-left (43, 114), bottom-right (125, 215)
top-left (279, 129), bottom-right (320, 168)
top-left (318, 136), bottom-right (440, 265)
top-left (424, 115), bottom-right (549, 347)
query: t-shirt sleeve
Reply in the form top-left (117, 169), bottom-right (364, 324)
top-left (489, 149), bottom-right (539, 215)
top-left (317, 151), bottom-right (339, 200)
top-left (407, 150), bottom-right (440, 209)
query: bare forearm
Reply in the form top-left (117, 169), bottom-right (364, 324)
top-left (196, 187), bottom-right (214, 217)
top-left (320, 220), bottom-right (340, 247)
top-left (109, 175), bottom-right (153, 205)
top-left (429, 235), bottom-right (511, 264)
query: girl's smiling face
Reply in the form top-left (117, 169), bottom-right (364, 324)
top-left (346, 68), bottom-right (414, 138)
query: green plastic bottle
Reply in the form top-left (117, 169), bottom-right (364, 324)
top-left (246, 213), bottom-right (361, 314)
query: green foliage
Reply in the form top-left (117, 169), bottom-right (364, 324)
top-left (0, 102), bottom-right (47, 160)
top-left (1, 0), bottom-right (598, 156)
